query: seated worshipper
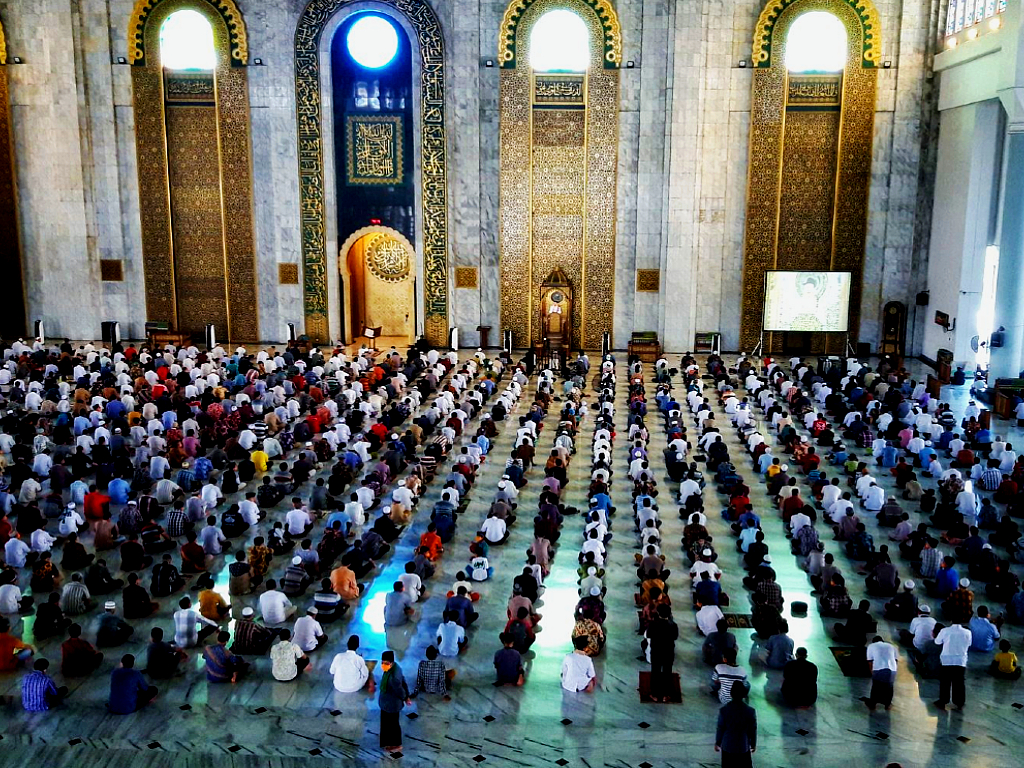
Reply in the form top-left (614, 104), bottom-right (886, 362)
top-left (833, 600), bottom-right (877, 645)
top-left (293, 606), bottom-right (328, 652)
top-left (313, 578), bottom-right (347, 623)
top-left (480, 513), bottom-right (509, 545)
top-left (84, 559), bottom-right (123, 595)
top-left (329, 635), bottom-right (375, 694)
top-left (60, 623), bottom-right (103, 677)
top-left (59, 573), bottom-right (95, 616)
top-left (108, 654), bottom-right (158, 714)
top-left (144, 627), bottom-right (187, 679)
top-left (385, 582), bottom-right (416, 627)
top-left (96, 601), bottom-right (135, 647)
top-left (990, 639), bottom-right (1022, 680)
top-left (204, 630), bottom-right (250, 683)
top-left (503, 606), bottom-right (536, 654)
top-left (696, 597), bottom-right (726, 636)
top-left (576, 586), bottom-right (606, 625)
top-left (260, 579), bottom-right (297, 626)
top-left (711, 647), bottom-right (748, 703)
top-left (781, 647), bottom-right (818, 708)
top-left (969, 606), bottom-right (1002, 652)
top-left (884, 580), bottom-right (920, 622)
top-left (436, 611), bottom-right (467, 658)
top-left (411, 645), bottom-right (455, 698)
top-left (818, 573), bottom-right (853, 617)
top-left (560, 635), bottom-right (598, 693)
top-left (942, 577), bottom-right (975, 624)
top-left (494, 633), bottom-right (526, 686)
top-left (33, 593), bottom-right (72, 641)
top-left (268, 623), bottom-right (311, 684)
top-left (763, 621), bottom-right (795, 669)
top-left (702, 618), bottom-right (738, 666)
top-left (467, 552), bottom-right (494, 582)
top-left (865, 555), bottom-right (900, 597)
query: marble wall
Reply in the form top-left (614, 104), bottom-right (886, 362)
top-left (0, 0), bottom-right (940, 352)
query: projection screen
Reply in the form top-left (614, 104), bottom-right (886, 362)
top-left (762, 270), bottom-right (852, 332)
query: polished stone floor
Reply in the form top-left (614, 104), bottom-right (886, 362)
top-left (0, 353), bottom-right (1022, 768)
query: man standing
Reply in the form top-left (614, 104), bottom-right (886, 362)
top-left (715, 683), bottom-right (757, 767)
top-left (864, 635), bottom-right (898, 710)
top-left (934, 621), bottom-right (973, 710)
top-left (647, 603), bottom-right (678, 702)
top-left (378, 650), bottom-right (411, 755)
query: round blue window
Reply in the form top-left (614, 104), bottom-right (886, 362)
top-left (347, 15), bottom-right (399, 69)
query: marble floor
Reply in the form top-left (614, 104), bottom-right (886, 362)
top-left (0, 353), bottom-right (1022, 768)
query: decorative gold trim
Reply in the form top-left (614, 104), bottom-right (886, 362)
top-left (279, 263), bottom-right (300, 285)
top-left (636, 269), bottom-right (660, 292)
top-left (740, 0), bottom-right (878, 353)
top-left (131, 0), bottom-right (259, 341)
top-left (0, 15), bottom-right (7, 66)
top-left (454, 267), bottom-right (478, 289)
top-left (128, 0), bottom-right (248, 65)
top-left (498, 0), bottom-right (622, 68)
top-left (345, 113), bottom-right (405, 186)
top-left (295, 0), bottom-right (449, 345)
top-left (752, 0), bottom-right (881, 68)
top-left (499, 0), bottom-right (618, 350)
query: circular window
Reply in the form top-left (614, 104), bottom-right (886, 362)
top-left (347, 15), bottom-right (400, 69)
top-left (785, 12), bottom-right (847, 73)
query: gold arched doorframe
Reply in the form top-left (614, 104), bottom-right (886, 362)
top-left (739, 0), bottom-right (881, 353)
top-left (128, 0), bottom-right (259, 341)
top-left (338, 226), bottom-right (417, 343)
top-left (498, 0), bottom-right (620, 350)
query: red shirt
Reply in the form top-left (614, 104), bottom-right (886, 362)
top-left (83, 491), bottom-right (111, 521)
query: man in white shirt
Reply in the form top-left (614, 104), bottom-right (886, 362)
top-left (480, 515), bottom-right (508, 544)
top-left (292, 607), bottom-right (327, 652)
top-left (4, 535), bottom-right (30, 568)
top-left (259, 580), bottom-right (296, 625)
top-left (864, 636), bottom-right (898, 710)
top-left (560, 637), bottom-right (597, 693)
top-left (904, 605), bottom-right (936, 651)
top-left (695, 600), bottom-right (725, 636)
top-left (934, 622), bottom-right (973, 710)
top-left (329, 636), bottom-right (374, 693)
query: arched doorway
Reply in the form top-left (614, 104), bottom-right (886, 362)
top-left (339, 227), bottom-right (416, 343)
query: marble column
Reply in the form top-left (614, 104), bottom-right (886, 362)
top-left (990, 129), bottom-right (1024, 379)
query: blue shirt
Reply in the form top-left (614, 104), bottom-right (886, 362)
top-left (935, 567), bottom-right (959, 597)
top-left (22, 671), bottom-right (59, 711)
top-left (108, 667), bottom-right (149, 714)
top-left (108, 478), bottom-right (130, 505)
top-left (968, 617), bottom-right (1000, 652)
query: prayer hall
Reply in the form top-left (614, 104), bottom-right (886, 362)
top-left (1, 0), bottom-right (1024, 766)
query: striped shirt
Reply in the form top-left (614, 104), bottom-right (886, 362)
top-left (712, 663), bottom-right (748, 703)
top-left (59, 581), bottom-right (92, 615)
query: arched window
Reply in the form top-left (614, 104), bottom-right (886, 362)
top-left (785, 11), bottom-right (847, 73)
top-left (529, 9), bottom-right (589, 72)
top-left (159, 9), bottom-right (216, 70)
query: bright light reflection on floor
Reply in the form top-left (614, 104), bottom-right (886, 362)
top-left (534, 582), bottom-right (577, 649)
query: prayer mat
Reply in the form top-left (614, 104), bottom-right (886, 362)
top-left (638, 671), bottom-right (683, 703)
top-left (830, 646), bottom-right (870, 678)
top-left (721, 614), bottom-right (754, 629)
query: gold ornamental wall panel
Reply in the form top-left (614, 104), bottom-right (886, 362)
top-left (740, 0), bottom-right (879, 353)
top-left (130, 0), bottom-right (259, 341)
top-left (295, 0), bottom-right (450, 345)
top-left (165, 103), bottom-right (230, 335)
top-left (499, 0), bottom-right (619, 350)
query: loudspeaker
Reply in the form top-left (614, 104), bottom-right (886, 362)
top-left (287, 322), bottom-right (297, 342)
top-left (856, 342), bottom-right (871, 357)
top-left (449, 327), bottom-right (459, 352)
top-left (205, 324), bottom-right (216, 349)
top-left (916, 291), bottom-right (929, 306)
top-left (601, 332), bottom-right (611, 358)
top-left (33, 320), bottom-right (44, 341)
top-left (101, 321), bottom-right (120, 345)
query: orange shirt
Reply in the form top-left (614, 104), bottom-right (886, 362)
top-left (0, 632), bottom-right (30, 672)
top-left (330, 566), bottom-right (359, 600)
